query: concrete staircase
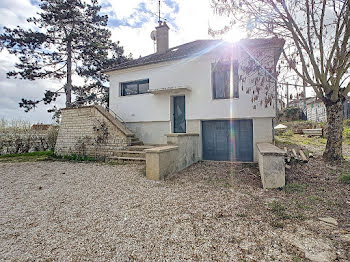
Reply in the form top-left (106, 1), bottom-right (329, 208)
top-left (96, 105), bottom-right (144, 147)
top-left (108, 145), bottom-right (157, 163)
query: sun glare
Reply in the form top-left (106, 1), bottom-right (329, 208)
top-left (221, 26), bottom-right (246, 43)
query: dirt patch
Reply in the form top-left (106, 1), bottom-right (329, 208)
top-left (0, 161), bottom-right (349, 261)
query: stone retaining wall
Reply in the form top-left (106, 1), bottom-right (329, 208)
top-left (145, 133), bottom-right (200, 180)
top-left (55, 106), bottom-right (133, 157)
top-left (257, 143), bottom-right (286, 189)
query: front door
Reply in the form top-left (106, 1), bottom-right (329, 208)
top-left (173, 96), bottom-right (186, 133)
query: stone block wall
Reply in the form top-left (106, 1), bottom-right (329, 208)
top-left (257, 143), bottom-right (286, 189)
top-left (55, 106), bottom-right (133, 157)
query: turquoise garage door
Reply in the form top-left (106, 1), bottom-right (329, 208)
top-left (202, 120), bottom-right (253, 162)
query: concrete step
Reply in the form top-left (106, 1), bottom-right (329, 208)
top-left (130, 140), bottom-right (144, 146)
top-left (126, 145), bottom-right (154, 151)
top-left (109, 156), bottom-right (146, 162)
top-left (113, 151), bottom-right (146, 157)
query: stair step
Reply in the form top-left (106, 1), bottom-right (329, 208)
top-left (109, 156), bottom-right (146, 161)
top-left (126, 145), bottom-right (155, 151)
top-left (130, 141), bottom-right (144, 145)
top-left (114, 150), bottom-right (146, 155)
top-left (113, 151), bottom-right (146, 157)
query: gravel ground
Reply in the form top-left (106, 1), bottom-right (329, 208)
top-left (0, 161), bottom-right (349, 261)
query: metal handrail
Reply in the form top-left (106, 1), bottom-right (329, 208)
top-left (103, 105), bottom-right (125, 123)
top-left (68, 100), bottom-right (125, 124)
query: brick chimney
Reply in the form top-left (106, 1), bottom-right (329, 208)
top-left (156, 21), bottom-right (169, 53)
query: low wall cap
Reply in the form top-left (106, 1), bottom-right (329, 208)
top-left (257, 143), bottom-right (285, 155)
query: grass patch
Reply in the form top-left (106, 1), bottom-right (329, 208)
top-left (0, 151), bottom-right (54, 158)
top-left (296, 201), bottom-right (310, 210)
top-left (308, 195), bottom-right (324, 202)
top-left (339, 173), bottom-right (350, 184)
top-left (0, 151), bottom-right (100, 163)
top-left (0, 151), bottom-right (55, 162)
top-left (56, 154), bottom-right (97, 162)
top-left (276, 134), bottom-right (327, 147)
top-left (268, 201), bottom-right (290, 220)
top-left (284, 183), bottom-right (306, 193)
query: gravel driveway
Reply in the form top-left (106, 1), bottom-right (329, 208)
top-left (0, 161), bottom-right (349, 261)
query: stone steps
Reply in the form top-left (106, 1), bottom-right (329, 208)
top-left (130, 136), bottom-right (144, 146)
top-left (113, 150), bottom-right (146, 158)
top-left (126, 145), bottom-right (155, 151)
top-left (108, 156), bottom-right (146, 162)
top-left (109, 144), bottom-right (166, 163)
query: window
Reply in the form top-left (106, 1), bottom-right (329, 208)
top-left (212, 61), bottom-right (239, 99)
top-left (121, 79), bottom-right (149, 96)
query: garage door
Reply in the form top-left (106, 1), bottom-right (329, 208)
top-left (202, 120), bottom-right (253, 162)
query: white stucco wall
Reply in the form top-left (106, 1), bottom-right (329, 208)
top-left (108, 49), bottom-right (276, 124)
top-left (107, 46), bottom-right (277, 161)
top-left (253, 118), bottom-right (273, 161)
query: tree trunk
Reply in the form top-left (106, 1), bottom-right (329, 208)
top-left (323, 100), bottom-right (344, 162)
top-left (65, 40), bottom-right (72, 108)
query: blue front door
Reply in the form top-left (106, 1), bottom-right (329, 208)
top-left (173, 96), bottom-right (186, 133)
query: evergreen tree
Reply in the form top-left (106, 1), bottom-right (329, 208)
top-left (0, 0), bottom-right (130, 112)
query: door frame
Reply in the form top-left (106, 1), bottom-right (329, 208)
top-left (172, 95), bottom-right (186, 133)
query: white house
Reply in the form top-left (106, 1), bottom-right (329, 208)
top-left (105, 22), bottom-right (285, 162)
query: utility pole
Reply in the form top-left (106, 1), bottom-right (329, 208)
top-left (158, 0), bottom-right (161, 24)
top-left (286, 83), bottom-right (289, 108)
top-left (302, 73), bottom-right (307, 113)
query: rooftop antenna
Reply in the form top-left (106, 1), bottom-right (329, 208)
top-left (158, 0), bottom-right (161, 25)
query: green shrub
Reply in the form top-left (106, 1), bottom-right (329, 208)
top-left (344, 127), bottom-right (350, 140)
top-left (284, 183), bottom-right (306, 193)
top-left (339, 174), bottom-right (350, 184)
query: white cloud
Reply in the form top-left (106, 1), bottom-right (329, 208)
top-left (0, 49), bottom-right (65, 123)
top-left (108, 0), bottom-right (246, 57)
top-left (0, 0), bottom-right (247, 123)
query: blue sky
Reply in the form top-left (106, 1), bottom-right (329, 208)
top-left (0, 0), bottom-right (242, 123)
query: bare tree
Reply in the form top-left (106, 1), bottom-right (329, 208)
top-left (211, 0), bottom-right (350, 162)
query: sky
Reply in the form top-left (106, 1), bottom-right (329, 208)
top-left (0, 0), bottom-right (245, 124)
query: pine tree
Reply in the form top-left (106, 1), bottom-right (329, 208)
top-left (0, 0), bottom-right (130, 112)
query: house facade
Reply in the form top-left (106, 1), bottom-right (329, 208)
top-left (105, 22), bottom-right (285, 162)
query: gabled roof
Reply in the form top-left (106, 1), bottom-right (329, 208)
top-left (104, 38), bottom-right (285, 73)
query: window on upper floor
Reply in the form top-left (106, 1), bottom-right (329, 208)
top-left (212, 61), bottom-right (239, 99)
top-left (121, 79), bottom-right (149, 96)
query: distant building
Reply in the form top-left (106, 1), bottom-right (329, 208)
top-left (305, 97), bottom-right (350, 122)
top-left (31, 124), bottom-right (52, 132)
